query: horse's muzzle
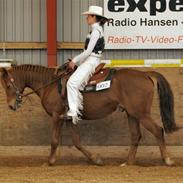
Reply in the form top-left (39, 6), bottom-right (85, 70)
top-left (8, 98), bottom-right (21, 111)
top-left (8, 104), bottom-right (17, 111)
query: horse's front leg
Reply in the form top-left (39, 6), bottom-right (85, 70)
top-left (48, 113), bottom-right (64, 166)
top-left (68, 121), bottom-right (104, 166)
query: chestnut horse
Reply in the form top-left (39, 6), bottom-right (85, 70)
top-left (0, 64), bottom-right (178, 166)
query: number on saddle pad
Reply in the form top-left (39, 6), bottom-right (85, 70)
top-left (96, 80), bottom-right (111, 91)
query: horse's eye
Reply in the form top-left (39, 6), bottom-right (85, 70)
top-left (7, 85), bottom-right (10, 89)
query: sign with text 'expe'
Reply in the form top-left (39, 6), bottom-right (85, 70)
top-left (104, 0), bottom-right (183, 49)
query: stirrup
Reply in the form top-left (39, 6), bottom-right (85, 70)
top-left (64, 114), bottom-right (73, 121)
top-left (60, 99), bottom-right (72, 120)
top-left (61, 114), bottom-right (79, 125)
top-left (59, 113), bottom-right (72, 121)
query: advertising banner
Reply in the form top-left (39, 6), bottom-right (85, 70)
top-left (104, 0), bottom-right (183, 49)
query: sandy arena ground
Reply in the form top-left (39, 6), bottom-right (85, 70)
top-left (0, 146), bottom-right (183, 183)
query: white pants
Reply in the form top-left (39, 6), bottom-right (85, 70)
top-left (67, 56), bottom-right (100, 123)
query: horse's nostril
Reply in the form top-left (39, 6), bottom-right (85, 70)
top-left (9, 105), bottom-right (16, 111)
top-left (9, 105), bottom-right (13, 110)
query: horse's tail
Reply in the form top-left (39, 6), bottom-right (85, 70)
top-left (146, 71), bottom-right (178, 133)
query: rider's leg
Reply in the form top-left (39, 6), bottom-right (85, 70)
top-left (67, 56), bottom-right (100, 124)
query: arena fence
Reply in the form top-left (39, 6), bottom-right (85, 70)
top-left (1, 59), bottom-right (183, 68)
top-left (0, 59), bottom-right (16, 67)
top-left (102, 59), bottom-right (183, 68)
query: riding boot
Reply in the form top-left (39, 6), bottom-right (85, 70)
top-left (59, 100), bottom-right (78, 124)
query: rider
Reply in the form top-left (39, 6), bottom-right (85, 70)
top-left (62, 6), bottom-right (108, 124)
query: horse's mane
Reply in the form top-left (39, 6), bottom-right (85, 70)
top-left (10, 64), bottom-right (61, 83)
top-left (12, 64), bottom-right (56, 74)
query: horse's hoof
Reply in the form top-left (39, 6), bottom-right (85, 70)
top-left (91, 154), bottom-right (104, 166)
top-left (120, 162), bottom-right (127, 167)
top-left (48, 158), bottom-right (56, 166)
top-left (41, 163), bottom-right (48, 167)
top-left (120, 161), bottom-right (135, 167)
top-left (164, 157), bottom-right (175, 166)
top-left (95, 158), bottom-right (104, 166)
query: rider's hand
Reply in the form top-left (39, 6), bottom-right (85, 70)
top-left (68, 61), bottom-right (76, 70)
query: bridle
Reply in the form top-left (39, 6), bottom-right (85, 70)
top-left (8, 64), bottom-right (74, 108)
top-left (9, 78), bottom-right (23, 108)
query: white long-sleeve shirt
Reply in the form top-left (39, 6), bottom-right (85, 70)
top-left (72, 22), bottom-right (104, 64)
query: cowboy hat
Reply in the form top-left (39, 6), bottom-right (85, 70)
top-left (82, 6), bottom-right (107, 19)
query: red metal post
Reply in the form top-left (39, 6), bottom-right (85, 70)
top-left (47, 0), bottom-right (57, 67)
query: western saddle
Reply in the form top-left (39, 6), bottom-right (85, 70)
top-left (58, 63), bottom-right (112, 98)
top-left (88, 63), bottom-right (110, 85)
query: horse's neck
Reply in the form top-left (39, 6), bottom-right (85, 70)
top-left (15, 69), bottom-right (54, 97)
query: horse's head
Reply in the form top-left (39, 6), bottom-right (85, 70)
top-left (0, 67), bottom-right (24, 111)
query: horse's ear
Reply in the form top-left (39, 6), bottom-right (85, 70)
top-left (0, 68), bottom-right (9, 78)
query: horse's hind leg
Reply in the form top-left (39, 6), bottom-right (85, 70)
top-left (139, 116), bottom-right (175, 166)
top-left (48, 114), bottom-right (64, 166)
top-left (68, 122), bottom-right (104, 166)
top-left (121, 115), bottom-right (141, 166)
